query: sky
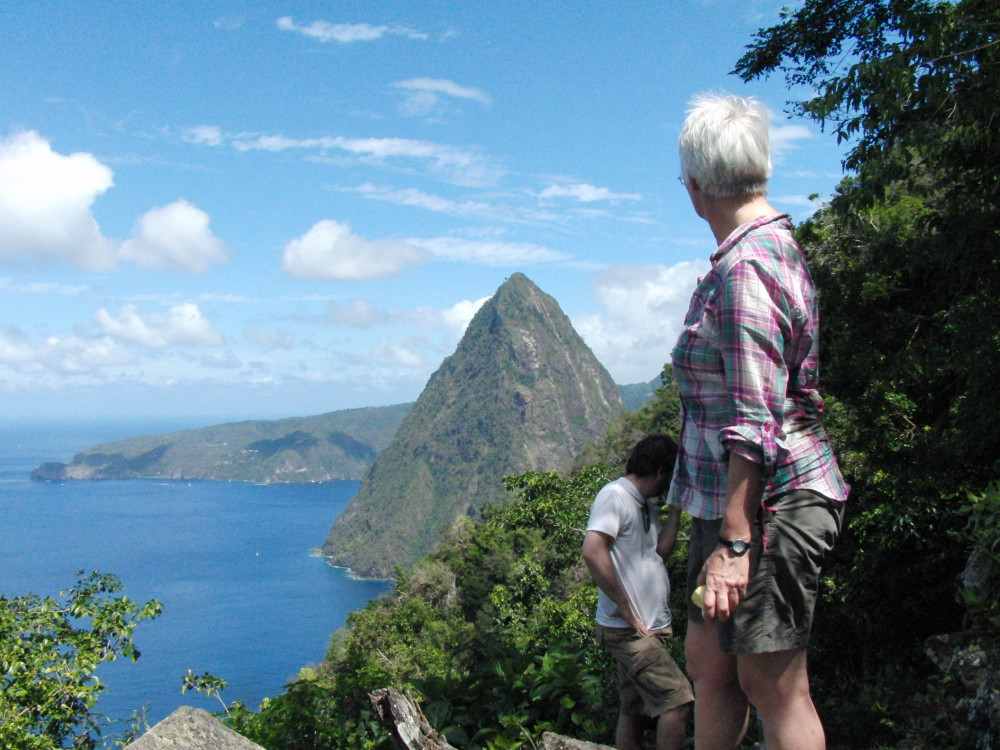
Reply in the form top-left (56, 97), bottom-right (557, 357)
top-left (0, 0), bottom-right (849, 426)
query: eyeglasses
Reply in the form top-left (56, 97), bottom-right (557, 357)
top-left (642, 501), bottom-right (651, 533)
top-left (677, 176), bottom-right (687, 186)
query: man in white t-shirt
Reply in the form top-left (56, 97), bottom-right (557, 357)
top-left (583, 434), bottom-right (694, 750)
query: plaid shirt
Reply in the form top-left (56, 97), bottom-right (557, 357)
top-left (666, 214), bottom-right (849, 520)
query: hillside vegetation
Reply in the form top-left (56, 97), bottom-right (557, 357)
top-left (215, 374), bottom-right (684, 750)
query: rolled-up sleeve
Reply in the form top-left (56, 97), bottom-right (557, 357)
top-left (716, 258), bottom-right (790, 478)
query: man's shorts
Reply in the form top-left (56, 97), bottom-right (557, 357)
top-left (596, 625), bottom-right (694, 717)
top-left (686, 489), bottom-right (845, 654)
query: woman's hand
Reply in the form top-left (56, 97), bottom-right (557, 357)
top-left (699, 546), bottom-right (750, 621)
top-left (701, 451), bottom-right (761, 620)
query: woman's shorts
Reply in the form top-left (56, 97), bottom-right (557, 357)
top-left (597, 625), bottom-right (694, 717)
top-left (686, 489), bottom-right (845, 654)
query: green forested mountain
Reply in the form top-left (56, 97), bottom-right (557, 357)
top-left (321, 273), bottom-right (624, 578)
top-left (618, 377), bottom-right (659, 411)
top-left (30, 405), bottom-right (411, 483)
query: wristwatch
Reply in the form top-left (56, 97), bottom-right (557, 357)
top-left (718, 537), bottom-right (750, 556)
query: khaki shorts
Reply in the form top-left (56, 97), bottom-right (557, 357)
top-left (597, 625), bottom-right (694, 717)
top-left (687, 489), bottom-right (845, 654)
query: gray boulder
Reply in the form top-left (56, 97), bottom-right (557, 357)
top-left (126, 706), bottom-right (265, 750)
top-left (539, 732), bottom-right (615, 750)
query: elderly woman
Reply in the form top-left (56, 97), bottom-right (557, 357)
top-left (666, 92), bottom-right (849, 750)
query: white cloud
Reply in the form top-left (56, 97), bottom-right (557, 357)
top-left (184, 127), bottom-right (504, 187)
top-left (282, 220), bottom-right (430, 280)
top-left (214, 16), bottom-right (245, 31)
top-left (325, 298), bottom-right (385, 328)
top-left (0, 329), bottom-right (45, 372)
top-left (244, 326), bottom-right (297, 350)
top-left (393, 77), bottom-right (491, 118)
top-left (182, 125), bottom-right (225, 146)
top-left (276, 17), bottom-right (427, 43)
top-left (231, 134), bottom-right (503, 187)
top-left (394, 77), bottom-right (491, 104)
top-left (770, 193), bottom-right (824, 218)
top-left (395, 298), bottom-right (489, 335)
top-left (0, 130), bottom-right (115, 270)
top-left (539, 183), bottom-right (642, 203)
top-left (412, 236), bottom-right (571, 267)
top-left (230, 134), bottom-right (305, 152)
top-left (0, 278), bottom-right (91, 296)
top-left (344, 183), bottom-right (563, 227)
top-left (119, 200), bottom-right (229, 274)
top-left (324, 295), bottom-right (487, 339)
top-left (372, 340), bottom-right (428, 369)
top-left (0, 328), bottom-right (136, 376)
top-left (347, 182), bottom-right (500, 218)
top-left (348, 295), bottom-right (489, 373)
top-left (770, 123), bottom-right (813, 161)
top-left (96, 303), bottom-right (225, 348)
top-left (573, 260), bottom-right (709, 384)
top-left (198, 351), bottom-right (243, 369)
top-left (440, 296), bottom-right (489, 337)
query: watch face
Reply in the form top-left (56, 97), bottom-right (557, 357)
top-left (721, 538), bottom-right (749, 555)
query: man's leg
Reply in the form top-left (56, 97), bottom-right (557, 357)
top-left (685, 619), bottom-right (748, 750)
top-left (655, 703), bottom-right (691, 750)
top-left (615, 711), bottom-right (643, 750)
top-left (738, 648), bottom-right (824, 750)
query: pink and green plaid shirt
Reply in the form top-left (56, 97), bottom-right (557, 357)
top-left (666, 214), bottom-right (849, 520)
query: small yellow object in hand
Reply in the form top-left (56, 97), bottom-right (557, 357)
top-left (691, 585), bottom-right (706, 609)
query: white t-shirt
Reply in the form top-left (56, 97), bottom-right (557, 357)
top-left (586, 477), bottom-right (672, 631)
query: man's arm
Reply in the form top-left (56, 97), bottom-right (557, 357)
top-left (656, 505), bottom-right (682, 561)
top-left (582, 529), bottom-right (649, 636)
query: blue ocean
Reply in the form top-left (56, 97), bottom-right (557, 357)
top-left (0, 419), bottom-right (393, 736)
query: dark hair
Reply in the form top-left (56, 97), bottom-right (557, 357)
top-left (625, 433), bottom-right (678, 478)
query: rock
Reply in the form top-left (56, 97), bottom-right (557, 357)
top-left (923, 632), bottom-right (1000, 748)
top-left (539, 732), bottom-right (615, 750)
top-left (958, 547), bottom-right (995, 605)
top-left (366, 688), bottom-right (618, 750)
top-left (368, 688), bottom-right (614, 750)
top-left (125, 706), bottom-right (266, 750)
top-left (369, 687), bottom-right (457, 750)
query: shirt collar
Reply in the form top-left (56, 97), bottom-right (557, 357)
top-left (711, 213), bottom-right (790, 265)
top-left (617, 476), bottom-right (646, 505)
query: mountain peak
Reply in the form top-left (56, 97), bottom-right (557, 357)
top-left (322, 273), bottom-right (623, 578)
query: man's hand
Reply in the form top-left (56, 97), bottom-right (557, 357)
top-left (699, 545), bottom-right (750, 621)
top-left (611, 600), bottom-right (651, 637)
top-left (583, 530), bottom-right (649, 636)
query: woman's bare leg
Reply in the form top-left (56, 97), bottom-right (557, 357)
top-left (738, 649), bottom-right (824, 750)
top-left (685, 619), bottom-right (748, 750)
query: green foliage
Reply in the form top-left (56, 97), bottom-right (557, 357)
top-left (181, 670), bottom-right (231, 715)
top-left (191, 365), bottom-right (694, 749)
top-left (0, 571), bottom-right (162, 750)
top-left (959, 482), bottom-right (1000, 634)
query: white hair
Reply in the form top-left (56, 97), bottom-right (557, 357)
top-left (678, 92), bottom-right (772, 198)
